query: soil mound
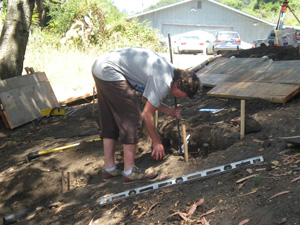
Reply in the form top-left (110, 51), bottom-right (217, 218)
top-left (222, 45), bottom-right (300, 60)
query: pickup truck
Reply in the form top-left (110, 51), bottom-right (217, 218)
top-left (252, 26), bottom-right (300, 48)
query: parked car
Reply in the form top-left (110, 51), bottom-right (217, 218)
top-left (172, 35), bottom-right (212, 54)
top-left (206, 31), bottom-right (241, 55)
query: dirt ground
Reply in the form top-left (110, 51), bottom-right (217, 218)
top-left (1, 45), bottom-right (300, 225)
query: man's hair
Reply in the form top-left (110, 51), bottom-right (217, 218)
top-left (173, 69), bottom-right (201, 99)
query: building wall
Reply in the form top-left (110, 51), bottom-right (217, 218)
top-left (133, 0), bottom-right (274, 44)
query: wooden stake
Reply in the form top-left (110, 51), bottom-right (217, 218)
top-left (67, 172), bottom-right (70, 191)
top-left (240, 100), bottom-right (245, 139)
top-left (155, 110), bottom-right (158, 128)
top-left (92, 87), bottom-right (96, 117)
top-left (182, 124), bottom-right (189, 163)
top-left (61, 170), bottom-right (65, 194)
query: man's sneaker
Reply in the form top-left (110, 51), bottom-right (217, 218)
top-left (101, 166), bottom-right (123, 181)
top-left (122, 166), bottom-right (158, 184)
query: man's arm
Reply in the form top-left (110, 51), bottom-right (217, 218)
top-left (142, 99), bottom-right (165, 160)
top-left (142, 97), bottom-right (181, 119)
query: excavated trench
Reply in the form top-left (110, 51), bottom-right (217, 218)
top-left (156, 110), bottom-right (262, 156)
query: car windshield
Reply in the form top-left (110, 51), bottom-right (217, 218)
top-left (218, 33), bottom-right (239, 39)
top-left (182, 36), bottom-right (200, 40)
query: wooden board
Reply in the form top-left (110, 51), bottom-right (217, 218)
top-left (279, 135), bottom-right (300, 146)
top-left (207, 82), bottom-right (300, 103)
top-left (197, 58), bottom-right (300, 103)
top-left (197, 58), bottom-right (300, 86)
top-left (0, 72), bottom-right (59, 129)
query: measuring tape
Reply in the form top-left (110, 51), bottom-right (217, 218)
top-left (99, 156), bottom-right (264, 206)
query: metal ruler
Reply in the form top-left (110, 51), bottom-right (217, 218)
top-left (99, 156), bottom-right (264, 206)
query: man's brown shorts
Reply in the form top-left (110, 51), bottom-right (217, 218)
top-left (93, 76), bottom-right (142, 144)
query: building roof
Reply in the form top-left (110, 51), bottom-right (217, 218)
top-left (128, 0), bottom-right (275, 26)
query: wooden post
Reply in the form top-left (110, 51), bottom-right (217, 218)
top-left (182, 124), bottom-right (189, 163)
top-left (61, 170), bottom-right (65, 193)
top-left (240, 100), bottom-right (245, 139)
top-left (67, 172), bottom-right (70, 191)
top-left (92, 87), bottom-right (96, 117)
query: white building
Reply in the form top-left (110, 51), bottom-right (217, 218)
top-left (129, 0), bottom-right (275, 44)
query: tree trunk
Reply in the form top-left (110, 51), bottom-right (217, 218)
top-left (0, 0), bottom-right (35, 80)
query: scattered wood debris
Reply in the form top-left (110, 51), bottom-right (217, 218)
top-left (266, 190), bottom-right (291, 201)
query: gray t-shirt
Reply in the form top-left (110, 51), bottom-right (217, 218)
top-left (92, 47), bottom-right (175, 108)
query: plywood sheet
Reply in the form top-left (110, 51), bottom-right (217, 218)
top-left (197, 58), bottom-right (300, 103)
top-left (197, 58), bottom-right (300, 86)
top-left (0, 72), bottom-right (59, 129)
top-left (207, 82), bottom-right (300, 103)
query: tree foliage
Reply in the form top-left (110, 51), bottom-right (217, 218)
top-left (216, 0), bottom-right (300, 25)
top-left (30, 0), bottom-right (164, 52)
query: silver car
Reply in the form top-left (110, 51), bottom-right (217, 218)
top-left (206, 31), bottom-right (241, 55)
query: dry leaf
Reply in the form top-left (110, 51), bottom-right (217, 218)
top-left (199, 216), bottom-right (210, 225)
top-left (238, 219), bottom-right (250, 225)
top-left (109, 203), bottom-right (121, 214)
top-left (246, 168), bottom-right (253, 174)
top-left (236, 174), bottom-right (258, 183)
top-left (238, 182), bottom-right (246, 190)
top-left (196, 198), bottom-right (205, 206)
top-left (255, 168), bottom-right (266, 171)
top-left (239, 188), bottom-right (258, 197)
top-left (291, 176), bottom-right (300, 183)
top-left (200, 209), bottom-right (216, 217)
top-left (167, 211), bottom-right (184, 219)
top-left (253, 139), bottom-right (263, 143)
top-left (267, 190), bottom-right (290, 201)
top-left (137, 211), bottom-right (146, 219)
top-left (179, 212), bottom-right (193, 222)
top-left (55, 206), bottom-right (63, 214)
top-left (131, 209), bottom-right (139, 216)
top-left (271, 161), bottom-right (280, 166)
top-left (147, 202), bottom-right (158, 214)
top-left (188, 204), bottom-right (197, 216)
top-left (188, 198), bottom-right (204, 216)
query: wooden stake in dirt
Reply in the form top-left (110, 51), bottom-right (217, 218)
top-left (182, 124), bottom-right (189, 163)
top-left (92, 87), bottom-right (96, 117)
top-left (67, 172), bottom-right (70, 191)
top-left (240, 100), bottom-right (245, 139)
top-left (61, 170), bottom-right (65, 194)
top-left (155, 110), bottom-right (158, 128)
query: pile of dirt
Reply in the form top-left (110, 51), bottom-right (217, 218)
top-left (222, 45), bottom-right (300, 61)
top-left (0, 46), bottom-right (300, 225)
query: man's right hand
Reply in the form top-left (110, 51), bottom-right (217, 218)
top-left (152, 142), bottom-right (165, 160)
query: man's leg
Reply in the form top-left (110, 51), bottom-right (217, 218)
top-left (123, 144), bottom-right (136, 171)
top-left (103, 138), bottom-right (117, 169)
